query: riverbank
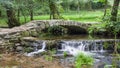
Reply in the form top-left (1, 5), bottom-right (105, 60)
top-left (0, 53), bottom-right (63, 68)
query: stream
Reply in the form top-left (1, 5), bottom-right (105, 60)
top-left (25, 35), bottom-right (120, 68)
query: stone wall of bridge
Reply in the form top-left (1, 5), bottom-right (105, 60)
top-left (0, 20), bottom-right (91, 40)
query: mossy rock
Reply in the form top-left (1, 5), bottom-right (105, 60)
top-left (24, 47), bottom-right (34, 53)
top-left (21, 31), bottom-right (30, 37)
top-left (29, 29), bottom-right (39, 37)
top-left (46, 40), bottom-right (58, 50)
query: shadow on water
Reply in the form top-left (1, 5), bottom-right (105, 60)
top-left (39, 34), bottom-right (119, 40)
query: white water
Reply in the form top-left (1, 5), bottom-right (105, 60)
top-left (26, 40), bottom-right (104, 57)
top-left (26, 41), bottom-right (46, 56)
top-left (59, 41), bottom-right (104, 56)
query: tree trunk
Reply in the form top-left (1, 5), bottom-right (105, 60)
top-left (16, 0), bottom-right (20, 22)
top-left (103, 0), bottom-right (108, 19)
top-left (30, 9), bottom-right (33, 21)
top-left (77, 0), bottom-right (80, 13)
top-left (114, 34), bottom-right (118, 54)
top-left (21, 9), bottom-right (27, 23)
top-left (110, 0), bottom-right (120, 21)
top-left (17, 9), bottom-right (20, 22)
top-left (6, 8), bottom-right (20, 28)
top-left (0, 10), bottom-right (1, 17)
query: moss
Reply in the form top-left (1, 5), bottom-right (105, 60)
top-left (46, 40), bottom-right (58, 50)
top-left (48, 26), bottom-right (68, 36)
top-left (24, 47), bottom-right (34, 53)
top-left (41, 25), bottom-right (68, 36)
top-left (103, 42), bottom-right (109, 49)
top-left (21, 31), bottom-right (30, 37)
top-left (29, 29), bottom-right (39, 37)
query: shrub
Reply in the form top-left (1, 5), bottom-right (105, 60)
top-left (75, 53), bottom-right (94, 68)
top-left (47, 25), bottom-right (67, 36)
top-left (88, 23), bottom-right (107, 35)
top-left (92, 1), bottom-right (105, 9)
top-left (88, 10), bottom-right (120, 36)
top-left (62, 25), bottom-right (87, 35)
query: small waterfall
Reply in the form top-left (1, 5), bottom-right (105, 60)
top-left (58, 40), bottom-right (104, 56)
top-left (26, 41), bottom-right (46, 56)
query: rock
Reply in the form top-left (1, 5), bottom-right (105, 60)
top-left (15, 43), bottom-right (21, 46)
top-left (29, 29), bottom-right (39, 37)
top-left (21, 31), bottom-right (30, 37)
top-left (16, 46), bottom-right (23, 52)
top-left (21, 37), bottom-right (39, 42)
top-left (24, 47), bottom-right (34, 53)
top-left (12, 66), bottom-right (19, 68)
top-left (46, 40), bottom-right (58, 50)
top-left (4, 34), bottom-right (11, 39)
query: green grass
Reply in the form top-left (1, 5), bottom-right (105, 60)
top-left (0, 18), bottom-right (8, 27)
top-left (0, 10), bottom-right (120, 27)
top-left (62, 10), bottom-right (103, 22)
top-left (75, 53), bottom-right (94, 68)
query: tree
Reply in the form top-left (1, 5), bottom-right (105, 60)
top-left (61, 0), bottom-right (72, 12)
top-left (86, 0), bottom-right (92, 10)
top-left (49, 0), bottom-right (60, 19)
top-left (110, 0), bottom-right (120, 21)
top-left (26, 0), bottom-right (35, 21)
top-left (14, 0), bottom-right (21, 21)
top-left (2, 1), bottom-right (20, 28)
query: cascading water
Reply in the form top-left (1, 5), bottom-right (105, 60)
top-left (26, 41), bottom-right (46, 56)
top-left (24, 39), bottom-right (120, 68)
top-left (58, 40), bottom-right (104, 56)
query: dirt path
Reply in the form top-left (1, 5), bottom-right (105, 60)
top-left (0, 53), bottom-right (63, 68)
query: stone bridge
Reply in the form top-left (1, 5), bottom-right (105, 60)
top-left (0, 20), bottom-right (91, 40)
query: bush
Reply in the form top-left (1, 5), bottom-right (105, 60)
top-left (88, 9), bottom-right (120, 36)
top-left (62, 25), bottom-right (87, 35)
top-left (88, 23), bottom-right (107, 36)
top-left (75, 53), bottom-right (94, 68)
top-left (92, 2), bottom-right (105, 9)
top-left (47, 26), bottom-right (67, 36)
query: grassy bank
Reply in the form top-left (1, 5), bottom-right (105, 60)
top-left (0, 10), bottom-right (120, 27)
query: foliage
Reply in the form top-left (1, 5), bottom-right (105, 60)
top-left (103, 42), bottom-right (109, 49)
top-left (62, 25), bottom-right (87, 35)
top-left (88, 23), bottom-right (107, 35)
top-left (0, 0), bottom-right (119, 27)
top-left (117, 42), bottom-right (120, 50)
top-left (88, 21), bottom-right (120, 36)
top-left (88, 8), bottom-right (120, 36)
top-left (44, 55), bottom-right (53, 61)
top-left (44, 49), bottom-right (56, 61)
top-left (63, 51), bottom-right (67, 58)
top-left (104, 65), bottom-right (113, 68)
top-left (75, 53), bottom-right (94, 68)
top-left (24, 47), bottom-right (34, 53)
top-left (47, 26), bottom-right (67, 36)
top-left (91, 1), bottom-right (105, 9)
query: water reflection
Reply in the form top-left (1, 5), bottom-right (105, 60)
top-left (39, 35), bottom-right (119, 40)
